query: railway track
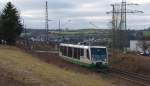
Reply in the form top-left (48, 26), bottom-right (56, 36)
top-left (108, 68), bottom-right (150, 86)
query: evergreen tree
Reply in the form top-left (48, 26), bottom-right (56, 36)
top-left (1, 2), bottom-right (23, 45)
top-left (0, 14), bottom-right (2, 44)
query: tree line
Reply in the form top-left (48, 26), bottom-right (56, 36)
top-left (0, 2), bottom-right (23, 45)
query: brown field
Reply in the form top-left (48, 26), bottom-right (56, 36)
top-left (110, 53), bottom-right (150, 74)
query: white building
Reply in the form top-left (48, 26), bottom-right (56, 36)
top-left (129, 40), bottom-right (150, 53)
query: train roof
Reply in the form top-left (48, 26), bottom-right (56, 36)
top-left (60, 43), bottom-right (107, 49)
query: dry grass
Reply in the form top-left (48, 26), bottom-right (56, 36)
top-left (110, 53), bottom-right (150, 74)
top-left (0, 45), bottom-right (114, 86)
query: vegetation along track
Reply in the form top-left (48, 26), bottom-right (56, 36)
top-left (108, 68), bottom-right (150, 86)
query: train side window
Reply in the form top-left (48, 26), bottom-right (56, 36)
top-left (87, 49), bottom-right (90, 60)
top-left (64, 46), bottom-right (67, 56)
top-left (68, 47), bottom-right (72, 58)
top-left (80, 49), bottom-right (84, 57)
top-left (76, 48), bottom-right (80, 59)
top-left (77, 48), bottom-right (80, 59)
top-left (73, 48), bottom-right (78, 59)
top-left (72, 48), bottom-right (80, 59)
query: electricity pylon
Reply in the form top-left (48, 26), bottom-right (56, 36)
top-left (107, 0), bottom-right (143, 54)
top-left (45, 1), bottom-right (49, 43)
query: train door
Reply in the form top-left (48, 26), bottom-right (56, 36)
top-left (86, 49), bottom-right (90, 60)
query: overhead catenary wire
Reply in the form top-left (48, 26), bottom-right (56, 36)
top-left (0, 1), bottom-right (6, 15)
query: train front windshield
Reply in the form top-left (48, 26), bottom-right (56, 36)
top-left (91, 48), bottom-right (107, 62)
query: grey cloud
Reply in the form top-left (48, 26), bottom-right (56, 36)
top-left (3, 0), bottom-right (150, 29)
top-left (11, 0), bottom-right (77, 11)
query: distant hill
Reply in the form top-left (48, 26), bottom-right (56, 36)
top-left (25, 28), bottom-right (46, 33)
top-left (143, 31), bottom-right (150, 37)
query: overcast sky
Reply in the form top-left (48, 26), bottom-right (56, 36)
top-left (0, 0), bottom-right (150, 30)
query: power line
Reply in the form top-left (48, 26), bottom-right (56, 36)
top-left (0, 0), bottom-right (6, 9)
top-left (89, 22), bottom-right (100, 29)
top-left (58, 19), bottom-right (61, 32)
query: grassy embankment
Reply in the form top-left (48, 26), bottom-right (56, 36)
top-left (110, 53), bottom-right (150, 74)
top-left (0, 46), bottom-right (113, 86)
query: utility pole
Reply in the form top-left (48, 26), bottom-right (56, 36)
top-left (58, 19), bottom-right (61, 32)
top-left (58, 20), bottom-right (71, 32)
top-left (112, 4), bottom-right (116, 58)
top-left (23, 19), bottom-right (27, 40)
top-left (45, 1), bottom-right (49, 43)
top-left (22, 19), bottom-right (28, 49)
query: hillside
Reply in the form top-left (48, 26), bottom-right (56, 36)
top-left (0, 46), bottom-right (113, 86)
